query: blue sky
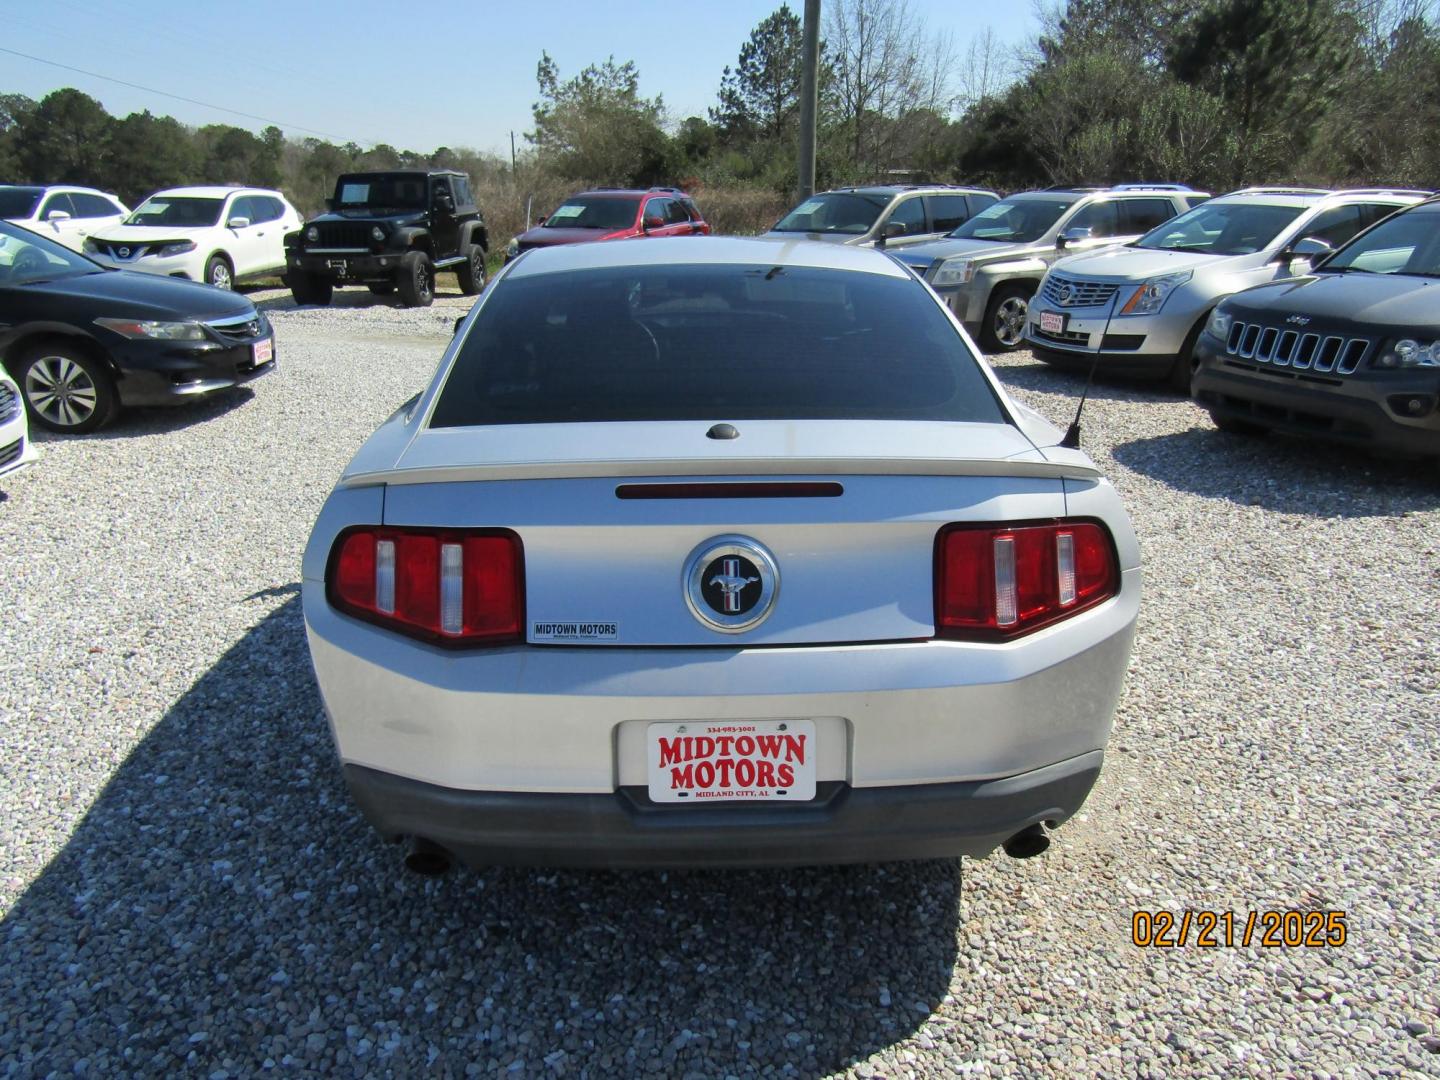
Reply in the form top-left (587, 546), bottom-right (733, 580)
top-left (0, 0), bottom-right (1039, 157)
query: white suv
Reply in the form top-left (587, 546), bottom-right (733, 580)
top-left (0, 185), bottom-right (129, 252)
top-left (87, 186), bottom-right (302, 289)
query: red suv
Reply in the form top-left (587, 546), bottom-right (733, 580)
top-left (505, 187), bottom-right (710, 261)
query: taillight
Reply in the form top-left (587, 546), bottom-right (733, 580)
top-left (327, 527), bottom-right (523, 645)
top-left (935, 520), bottom-right (1117, 640)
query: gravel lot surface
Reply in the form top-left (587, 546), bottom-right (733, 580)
top-left (1, 280), bottom-right (1437, 1078)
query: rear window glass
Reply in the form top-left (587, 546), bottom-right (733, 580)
top-left (430, 264), bottom-right (1005, 427)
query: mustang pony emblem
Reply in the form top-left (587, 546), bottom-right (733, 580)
top-left (685, 537), bottom-right (780, 631)
top-left (710, 561), bottom-right (759, 613)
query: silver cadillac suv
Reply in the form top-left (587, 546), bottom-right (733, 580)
top-left (1024, 187), bottom-right (1430, 389)
top-left (894, 185), bottom-right (1207, 351)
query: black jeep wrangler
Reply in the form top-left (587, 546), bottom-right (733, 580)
top-left (284, 170), bottom-right (488, 307)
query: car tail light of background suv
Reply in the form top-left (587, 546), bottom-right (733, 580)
top-left (329, 527), bottom-right (523, 645)
top-left (935, 520), bottom-right (1119, 640)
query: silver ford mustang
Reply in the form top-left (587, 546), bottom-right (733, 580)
top-left (302, 237), bottom-right (1141, 871)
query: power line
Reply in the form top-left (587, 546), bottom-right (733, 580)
top-left (0, 45), bottom-right (364, 144)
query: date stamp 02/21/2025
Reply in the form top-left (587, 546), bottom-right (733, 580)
top-left (1131, 910), bottom-right (1348, 949)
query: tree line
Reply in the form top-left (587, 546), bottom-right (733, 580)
top-left (2, 0), bottom-right (1437, 227)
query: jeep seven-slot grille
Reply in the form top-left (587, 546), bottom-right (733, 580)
top-left (310, 223), bottom-right (372, 249)
top-left (0, 381), bottom-right (18, 424)
top-left (1041, 275), bottom-right (1121, 308)
top-left (1223, 320), bottom-right (1371, 375)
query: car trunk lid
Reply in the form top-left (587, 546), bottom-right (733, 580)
top-left (371, 420), bottom-right (1079, 646)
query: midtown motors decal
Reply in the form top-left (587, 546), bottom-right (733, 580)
top-left (531, 620), bottom-right (619, 642)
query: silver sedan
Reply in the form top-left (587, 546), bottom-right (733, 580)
top-left (302, 237), bottom-right (1141, 871)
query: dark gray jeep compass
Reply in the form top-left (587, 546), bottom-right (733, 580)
top-left (1192, 197), bottom-right (1440, 462)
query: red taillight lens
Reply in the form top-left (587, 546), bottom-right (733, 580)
top-left (328, 527), bottom-right (523, 645)
top-left (935, 520), bottom-right (1117, 640)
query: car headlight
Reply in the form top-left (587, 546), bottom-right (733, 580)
top-left (94, 317), bottom-right (208, 341)
top-left (1119, 270), bottom-right (1193, 316)
top-left (370, 225), bottom-right (386, 243)
top-left (83, 238), bottom-right (99, 253)
top-left (306, 226), bottom-right (320, 243)
top-left (506, 237), bottom-right (519, 258)
top-left (1207, 308), bottom-right (1232, 339)
top-left (158, 240), bottom-right (197, 257)
top-left (1374, 338), bottom-right (1440, 369)
top-left (932, 257), bottom-right (975, 287)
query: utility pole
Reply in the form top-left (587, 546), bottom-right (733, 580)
top-left (797, 0), bottom-right (820, 200)
top-left (509, 131), bottom-right (517, 177)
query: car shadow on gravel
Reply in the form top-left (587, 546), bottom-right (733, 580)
top-left (989, 355), bottom-right (1181, 403)
top-left (1112, 426), bottom-right (1440, 515)
top-left (26, 388), bottom-right (257, 444)
top-left (252, 282), bottom-right (471, 315)
top-left (0, 595), bottom-right (959, 1076)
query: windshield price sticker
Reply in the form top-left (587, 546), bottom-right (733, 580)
top-left (531, 620), bottom-right (618, 642)
top-left (549, 205), bottom-right (585, 220)
top-left (647, 719), bottom-right (817, 802)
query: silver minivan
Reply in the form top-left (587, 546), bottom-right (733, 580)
top-left (1024, 187), bottom-right (1430, 389)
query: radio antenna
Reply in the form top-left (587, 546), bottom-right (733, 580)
top-left (1059, 285), bottom-right (1123, 450)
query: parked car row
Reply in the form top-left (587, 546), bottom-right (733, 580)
top-left (1, 182), bottom-right (302, 290)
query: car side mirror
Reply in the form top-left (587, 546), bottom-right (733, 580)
top-left (453, 316), bottom-right (465, 336)
top-left (324, 198), bottom-right (336, 210)
top-left (46, 209), bottom-right (72, 223)
top-left (1057, 226), bottom-right (1092, 249)
top-left (227, 216), bottom-right (251, 229)
top-left (884, 221), bottom-right (906, 239)
top-left (1283, 236), bottom-right (1333, 263)
top-left (643, 214), bottom-right (665, 230)
top-left (535, 215), bottom-right (547, 226)
top-left (436, 195), bottom-right (455, 212)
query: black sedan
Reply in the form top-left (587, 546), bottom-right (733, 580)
top-left (0, 219), bottom-right (275, 434)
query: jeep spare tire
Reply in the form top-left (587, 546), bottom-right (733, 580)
top-left (398, 251), bottom-right (435, 307)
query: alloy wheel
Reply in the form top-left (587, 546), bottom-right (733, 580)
top-left (994, 297), bottom-right (1028, 347)
top-left (210, 262), bottom-right (233, 289)
top-left (25, 355), bottom-right (99, 428)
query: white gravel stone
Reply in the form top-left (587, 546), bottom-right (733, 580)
top-left (0, 292), bottom-right (1436, 1077)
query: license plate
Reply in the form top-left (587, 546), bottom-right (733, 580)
top-left (1040, 311), bottom-right (1067, 334)
top-left (647, 719), bottom-right (817, 803)
top-left (326, 259), bottom-right (347, 272)
top-left (252, 338), bottom-right (274, 366)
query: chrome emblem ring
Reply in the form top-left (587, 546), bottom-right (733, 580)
top-left (683, 535), bottom-right (780, 633)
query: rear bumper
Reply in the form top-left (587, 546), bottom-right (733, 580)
top-left (343, 750), bottom-right (1104, 868)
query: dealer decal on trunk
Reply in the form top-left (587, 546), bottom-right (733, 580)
top-left (531, 621), bottom-right (619, 642)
